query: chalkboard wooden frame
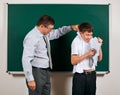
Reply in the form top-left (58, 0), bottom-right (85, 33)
top-left (7, 4), bottom-right (109, 73)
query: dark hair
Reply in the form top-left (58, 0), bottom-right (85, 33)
top-left (78, 22), bottom-right (93, 33)
top-left (36, 15), bottom-right (55, 26)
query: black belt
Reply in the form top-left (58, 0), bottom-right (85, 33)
top-left (75, 71), bottom-right (96, 75)
top-left (32, 66), bottom-right (50, 70)
top-left (83, 70), bottom-right (95, 74)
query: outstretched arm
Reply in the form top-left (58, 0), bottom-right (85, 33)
top-left (48, 25), bottom-right (78, 40)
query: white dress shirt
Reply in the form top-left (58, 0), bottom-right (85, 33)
top-left (71, 32), bottom-right (95, 73)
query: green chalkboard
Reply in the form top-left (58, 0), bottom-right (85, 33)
top-left (8, 4), bottom-right (109, 72)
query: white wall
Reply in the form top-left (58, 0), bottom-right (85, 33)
top-left (0, 0), bottom-right (120, 95)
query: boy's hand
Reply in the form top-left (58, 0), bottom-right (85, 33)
top-left (98, 37), bottom-right (103, 44)
top-left (89, 49), bottom-right (96, 56)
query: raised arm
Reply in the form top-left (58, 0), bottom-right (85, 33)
top-left (48, 25), bottom-right (78, 40)
top-left (97, 37), bottom-right (103, 61)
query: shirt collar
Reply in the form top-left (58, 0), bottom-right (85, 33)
top-left (77, 31), bottom-right (83, 40)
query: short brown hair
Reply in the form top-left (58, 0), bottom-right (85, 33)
top-left (36, 15), bottom-right (55, 26)
top-left (78, 22), bottom-right (93, 33)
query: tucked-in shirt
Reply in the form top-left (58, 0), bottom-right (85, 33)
top-left (71, 32), bottom-right (95, 74)
top-left (22, 26), bottom-right (71, 81)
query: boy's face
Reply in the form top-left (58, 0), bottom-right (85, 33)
top-left (80, 31), bottom-right (93, 43)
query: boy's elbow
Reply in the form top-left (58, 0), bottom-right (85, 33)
top-left (71, 55), bottom-right (79, 65)
top-left (71, 60), bottom-right (74, 65)
top-left (71, 59), bottom-right (77, 65)
top-left (98, 57), bottom-right (102, 62)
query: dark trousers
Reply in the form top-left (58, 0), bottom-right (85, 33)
top-left (27, 67), bottom-right (51, 95)
top-left (72, 71), bottom-right (96, 95)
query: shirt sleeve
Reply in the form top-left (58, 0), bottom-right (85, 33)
top-left (71, 39), bottom-right (79, 55)
top-left (22, 36), bottom-right (37, 82)
top-left (48, 26), bottom-right (72, 40)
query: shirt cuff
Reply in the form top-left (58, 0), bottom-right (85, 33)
top-left (68, 26), bottom-right (72, 31)
top-left (26, 74), bottom-right (34, 82)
